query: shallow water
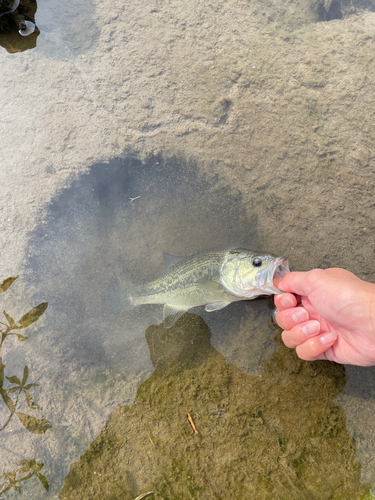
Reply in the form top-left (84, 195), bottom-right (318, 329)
top-left (1, 0), bottom-right (375, 498)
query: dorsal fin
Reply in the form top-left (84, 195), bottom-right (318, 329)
top-left (163, 252), bottom-right (184, 270)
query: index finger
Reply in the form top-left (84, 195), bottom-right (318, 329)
top-left (274, 292), bottom-right (297, 311)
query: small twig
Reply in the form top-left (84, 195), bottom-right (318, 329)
top-left (148, 433), bottom-right (155, 447)
top-left (185, 413), bottom-right (198, 434)
top-left (129, 196), bottom-right (140, 202)
top-left (134, 491), bottom-right (155, 500)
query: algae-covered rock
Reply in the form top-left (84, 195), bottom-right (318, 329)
top-left (59, 314), bottom-right (370, 500)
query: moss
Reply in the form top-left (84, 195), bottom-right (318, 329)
top-left (291, 455), bottom-right (306, 477)
top-left (278, 435), bottom-right (288, 453)
top-left (80, 433), bottom-right (118, 466)
top-left (312, 407), bottom-right (346, 438)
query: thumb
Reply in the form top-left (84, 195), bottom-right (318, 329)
top-left (278, 271), bottom-right (317, 296)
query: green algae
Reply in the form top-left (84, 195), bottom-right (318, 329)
top-left (59, 313), bottom-right (371, 500)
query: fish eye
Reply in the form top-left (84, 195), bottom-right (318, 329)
top-left (252, 257), bottom-right (262, 267)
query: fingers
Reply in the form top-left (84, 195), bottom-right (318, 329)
top-left (275, 305), bottom-right (310, 331)
top-left (274, 293), bottom-right (297, 311)
top-left (295, 332), bottom-right (337, 361)
top-left (280, 319), bottom-right (337, 361)
top-left (281, 320), bottom-right (321, 348)
top-left (274, 290), bottom-right (338, 361)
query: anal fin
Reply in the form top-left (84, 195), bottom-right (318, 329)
top-left (163, 304), bottom-right (190, 328)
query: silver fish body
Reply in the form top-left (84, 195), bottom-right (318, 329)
top-left (105, 248), bottom-right (290, 328)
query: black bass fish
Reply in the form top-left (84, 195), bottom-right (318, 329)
top-left (104, 248), bottom-right (290, 328)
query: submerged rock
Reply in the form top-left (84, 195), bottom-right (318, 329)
top-left (0, 0), bottom-right (20, 17)
top-left (0, 0), bottom-right (38, 52)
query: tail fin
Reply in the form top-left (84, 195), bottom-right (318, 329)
top-left (102, 275), bottom-right (135, 317)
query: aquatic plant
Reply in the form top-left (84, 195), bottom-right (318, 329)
top-left (0, 459), bottom-right (48, 495)
top-left (0, 276), bottom-right (50, 496)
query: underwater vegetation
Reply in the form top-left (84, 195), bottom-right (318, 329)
top-left (0, 276), bottom-right (50, 496)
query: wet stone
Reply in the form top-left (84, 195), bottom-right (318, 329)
top-left (0, 0), bottom-right (38, 53)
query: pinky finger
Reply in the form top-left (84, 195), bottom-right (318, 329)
top-left (295, 332), bottom-right (337, 361)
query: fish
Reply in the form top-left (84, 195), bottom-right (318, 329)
top-left (103, 248), bottom-right (290, 328)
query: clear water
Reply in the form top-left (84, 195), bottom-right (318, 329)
top-left (1, 0), bottom-right (375, 499)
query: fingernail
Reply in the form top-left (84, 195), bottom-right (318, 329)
top-left (301, 320), bottom-right (320, 336)
top-left (281, 295), bottom-right (294, 308)
top-left (320, 332), bottom-right (337, 345)
top-left (291, 309), bottom-right (309, 323)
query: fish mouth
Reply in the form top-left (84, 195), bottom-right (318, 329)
top-left (240, 257), bottom-right (290, 298)
top-left (272, 258), bottom-right (290, 282)
top-left (263, 257), bottom-right (290, 294)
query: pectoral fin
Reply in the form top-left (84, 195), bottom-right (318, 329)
top-left (163, 304), bottom-right (190, 328)
top-left (205, 301), bottom-right (231, 312)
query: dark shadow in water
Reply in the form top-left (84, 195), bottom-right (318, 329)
top-left (59, 314), bottom-right (371, 500)
top-left (26, 152), bottom-right (262, 374)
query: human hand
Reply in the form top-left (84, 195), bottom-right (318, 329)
top-left (274, 268), bottom-right (375, 366)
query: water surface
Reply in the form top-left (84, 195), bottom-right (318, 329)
top-left (1, 0), bottom-right (375, 498)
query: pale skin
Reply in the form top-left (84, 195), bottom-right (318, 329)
top-left (273, 268), bottom-right (375, 366)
